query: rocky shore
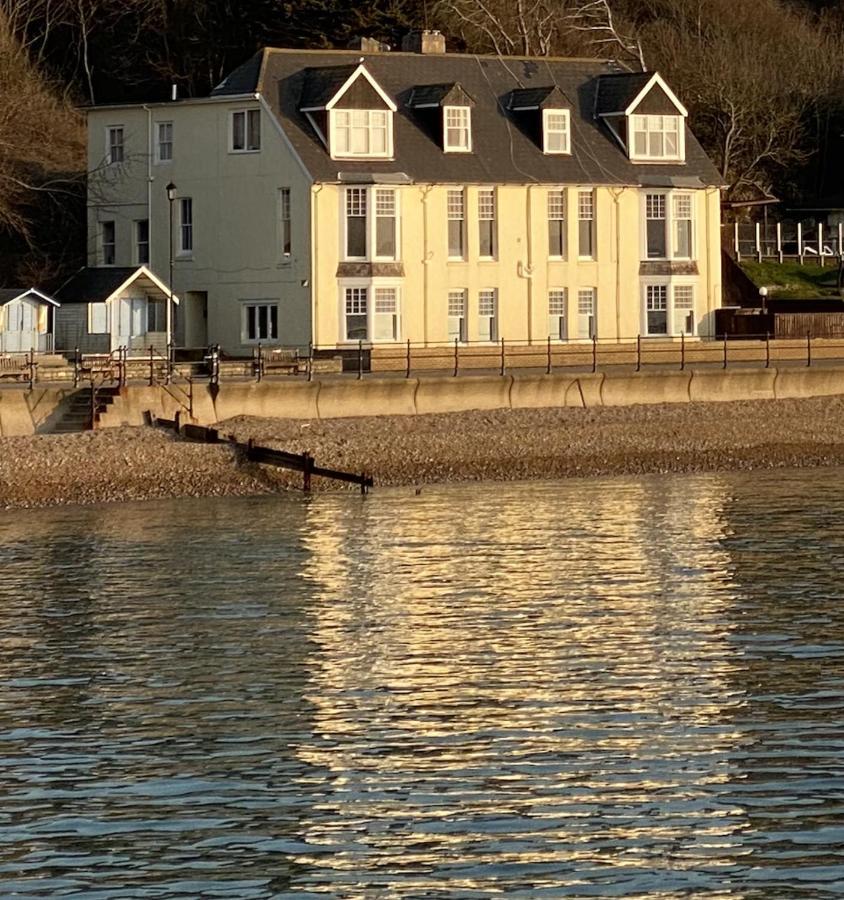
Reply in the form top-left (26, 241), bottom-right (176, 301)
top-left (3, 396), bottom-right (844, 508)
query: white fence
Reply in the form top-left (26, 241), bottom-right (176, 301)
top-left (727, 221), bottom-right (844, 264)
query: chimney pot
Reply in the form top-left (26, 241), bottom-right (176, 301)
top-left (401, 30), bottom-right (446, 54)
top-left (347, 36), bottom-right (389, 53)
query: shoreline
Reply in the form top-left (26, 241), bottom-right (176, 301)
top-left (3, 396), bottom-right (844, 509)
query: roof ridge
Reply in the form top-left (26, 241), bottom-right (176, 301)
top-left (260, 46), bottom-right (627, 66)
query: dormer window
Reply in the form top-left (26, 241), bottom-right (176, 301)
top-left (631, 115), bottom-right (682, 162)
top-left (444, 106), bottom-right (471, 152)
top-left (543, 109), bottom-right (570, 154)
top-left (332, 109), bottom-right (391, 157)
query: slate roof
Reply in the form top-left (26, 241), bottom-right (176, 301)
top-left (407, 82), bottom-right (475, 107)
top-left (213, 48), bottom-right (722, 187)
top-left (594, 72), bottom-right (654, 115)
top-left (56, 267), bottom-right (144, 303)
top-left (299, 64), bottom-right (358, 109)
top-left (508, 86), bottom-right (566, 109)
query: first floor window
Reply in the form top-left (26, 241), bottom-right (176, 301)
top-left (135, 219), bottom-right (149, 264)
top-left (549, 289), bottom-right (567, 340)
top-left (673, 194), bottom-right (693, 259)
top-left (344, 287), bottom-right (368, 340)
top-left (448, 289), bottom-right (467, 342)
top-left (548, 189), bottom-right (566, 258)
top-left (645, 193), bottom-right (667, 259)
top-left (107, 126), bottom-right (124, 164)
top-left (279, 188), bottom-right (291, 257)
top-left (157, 122), bottom-right (173, 162)
top-left (102, 221), bottom-right (116, 265)
top-left (447, 188), bottom-right (465, 259)
top-left (644, 284), bottom-right (695, 335)
top-left (578, 190), bottom-right (594, 258)
top-left (478, 189), bottom-right (496, 258)
top-left (345, 187), bottom-right (367, 258)
top-left (231, 109), bottom-right (261, 152)
top-left (374, 188), bottom-right (397, 259)
top-left (577, 288), bottom-right (596, 339)
top-left (244, 302), bottom-right (279, 342)
top-left (179, 197), bottom-right (193, 254)
top-left (373, 287), bottom-right (399, 341)
top-left (646, 284), bottom-right (668, 335)
top-left (478, 289), bottom-right (497, 342)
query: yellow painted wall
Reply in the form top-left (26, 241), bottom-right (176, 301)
top-left (313, 183), bottom-right (722, 347)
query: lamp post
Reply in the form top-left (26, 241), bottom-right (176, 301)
top-left (759, 285), bottom-right (768, 314)
top-left (165, 181), bottom-right (176, 383)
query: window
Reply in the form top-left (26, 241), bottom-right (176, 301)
top-left (373, 287), bottom-right (399, 341)
top-left (101, 221), bottom-right (115, 265)
top-left (343, 187), bottom-right (397, 261)
top-left (548, 189), bottom-right (566, 258)
top-left (549, 289), bottom-right (567, 340)
top-left (543, 110), bottom-right (570, 154)
top-left (179, 197), bottom-right (193, 255)
top-left (374, 189), bottom-right (397, 259)
top-left (645, 194), bottom-right (667, 259)
top-left (332, 109), bottom-right (391, 158)
top-left (577, 288), bottom-right (596, 339)
top-left (644, 284), bottom-right (695, 335)
top-left (631, 115), bottom-right (682, 161)
top-left (478, 289), bottom-right (498, 342)
top-left (643, 191), bottom-right (694, 260)
top-left (345, 188), bottom-right (367, 259)
top-left (135, 219), bottom-right (149, 265)
top-left (156, 122), bottom-right (173, 162)
top-left (89, 302), bottom-right (109, 334)
top-left (444, 106), bottom-right (471, 152)
top-left (147, 299), bottom-right (166, 333)
top-left (447, 189), bottom-right (465, 259)
top-left (231, 109), bottom-right (261, 152)
top-left (106, 126), bottom-right (124, 164)
top-left (344, 287), bottom-right (368, 340)
top-left (673, 194), bottom-right (693, 259)
top-left (578, 190), bottom-right (594, 259)
top-left (478, 189), bottom-right (496, 259)
top-left (279, 188), bottom-right (291, 258)
top-left (244, 302), bottom-right (279, 342)
top-left (448, 289), bottom-right (467, 342)
top-left (645, 284), bottom-right (668, 335)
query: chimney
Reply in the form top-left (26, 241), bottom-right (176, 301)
top-left (401, 30), bottom-right (446, 54)
top-left (347, 36), bottom-right (389, 53)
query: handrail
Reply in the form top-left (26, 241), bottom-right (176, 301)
top-left (146, 344), bottom-right (194, 418)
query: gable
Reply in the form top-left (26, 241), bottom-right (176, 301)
top-left (631, 83), bottom-right (683, 116)
top-left (335, 75), bottom-right (390, 110)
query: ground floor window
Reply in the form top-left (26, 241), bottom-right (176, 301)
top-left (478, 289), bottom-right (498, 342)
top-left (577, 288), bottom-right (596, 339)
top-left (243, 301), bottom-right (279, 342)
top-left (643, 283), bottom-right (696, 336)
top-left (341, 283), bottom-right (401, 342)
top-left (548, 289), bottom-right (567, 340)
top-left (448, 289), bottom-right (467, 342)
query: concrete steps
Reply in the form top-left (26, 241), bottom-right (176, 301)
top-left (51, 386), bottom-right (119, 433)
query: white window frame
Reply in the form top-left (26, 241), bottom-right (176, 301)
top-left (543, 109), bottom-right (571, 155)
top-left (447, 188), bottom-right (466, 260)
top-left (641, 281), bottom-right (697, 336)
top-left (448, 289), bottom-right (468, 343)
top-left (106, 126), bottom-right (124, 165)
top-left (178, 197), bottom-right (193, 257)
top-left (640, 191), bottom-right (695, 261)
top-left (443, 106), bottom-right (472, 152)
top-left (576, 288), bottom-right (596, 340)
top-left (279, 188), bottom-right (291, 260)
top-left (330, 108), bottom-right (393, 159)
top-left (630, 114), bottom-right (684, 162)
top-left (478, 288), bottom-right (498, 343)
top-left (478, 189), bottom-right (496, 260)
top-left (155, 121), bottom-right (173, 163)
top-left (339, 280), bottom-right (402, 343)
top-left (230, 108), bottom-right (261, 153)
top-left (548, 188), bottom-right (566, 259)
top-left (135, 219), bottom-right (149, 265)
top-left (341, 187), bottom-right (399, 262)
top-left (241, 300), bottom-right (279, 344)
top-left (548, 289), bottom-right (567, 341)
top-left (101, 221), bottom-right (116, 266)
top-left (577, 190), bottom-right (595, 260)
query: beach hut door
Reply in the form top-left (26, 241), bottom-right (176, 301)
top-left (115, 296), bottom-right (147, 350)
top-left (4, 298), bottom-right (37, 352)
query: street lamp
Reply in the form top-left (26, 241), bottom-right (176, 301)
top-left (759, 285), bottom-right (768, 314)
top-left (165, 181), bottom-right (176, 381)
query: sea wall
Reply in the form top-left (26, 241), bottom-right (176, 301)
top-left (7, 365), bottom-right (844, 435)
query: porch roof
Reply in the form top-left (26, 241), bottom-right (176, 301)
top-left (56, 266), bottom-right (179, 305)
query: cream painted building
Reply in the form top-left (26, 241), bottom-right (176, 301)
top-left (84, 34), bottom-right (722, 356)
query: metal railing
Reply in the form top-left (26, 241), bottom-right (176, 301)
top-left (728, 221), bottom-right (844, 264)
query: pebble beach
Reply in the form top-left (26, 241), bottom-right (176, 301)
top-left (3, 396), bottom-right (844, 508)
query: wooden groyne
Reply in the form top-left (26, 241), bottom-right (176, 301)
top-left (151, 414), bottom-right (373, 493)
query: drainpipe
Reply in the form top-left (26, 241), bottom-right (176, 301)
top-left (526, 184), bottom-right (536, 343)
top-left (420, 184), bottom-right (433, 345)
top-left (310, 183), bottom-right (323, 348)
top-left (611, 188), bottom-right (623, 340)
top-left (143, 105), bottom-right (153, 270)
top-left (705, 187), bottom-right (715, 337)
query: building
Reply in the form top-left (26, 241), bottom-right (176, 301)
top-left (84, 32), bottom-right (723, 355)
top-left (0, 288), bottom-right (58, 353)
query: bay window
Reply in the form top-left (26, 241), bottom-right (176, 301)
top-left (343, 187), bottom-right (398, 261)
top-left (643, 191), bottom-right (694, 260)
top-left (643, 283), bottom-right (696, 336)
top-left (373, 287), bottom-right (399, 341)
top-left (342, 283), bottom-right (401, 342)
